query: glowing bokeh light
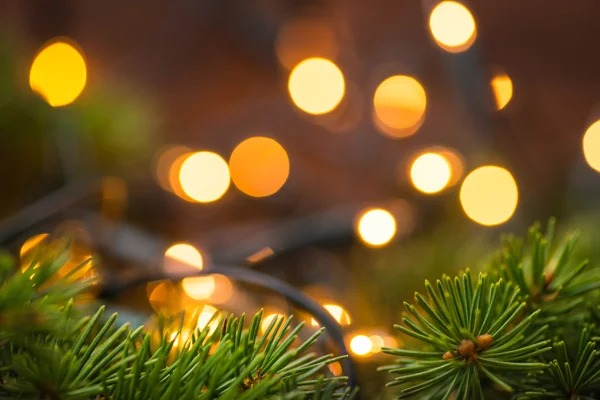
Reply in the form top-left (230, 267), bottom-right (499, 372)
top-left (350, 335), bottom-right (373, 356)
top-left (288, 57), bottom-right (345, 115)
top-left (369, 335), bottom-right (385, 353)
top-left (20, 233), bottom-right (49, 259)
top-left (410, 152), bottom-right (452, 194)
top-left (311, 304), bottom-right (351, 326)
top-left (460, 166), bottom-right (518, 226)
top-left (154, 146), bottom-right (191, 192)
top-left (261, 313), bottom-right (282, 333)
top-left (429, 1), bottom-right (477, 53)
top-left (208, 274), bottom-right (233, 304)
top-left (437, 147), bottom-right (464, 186)
top-left (169, 330), bottom-right (190, 347)
top-left (373, 75), bottom-right (426, 138)
top-left (384, 335), bottom-right (398, 349)
top-left (583, 120), bottom-right (600, 173)
top-left (169, 150), bottom-right (195, 201)
top-left (491, 73), bottom-right (513, 110)
top-left (29, 41), bottom-right (87, 107)
top-left (197, 305), bottom-right (219, 334)
top-left (229, 137), bottom-right (290, 197)
top-left (164, 243), bottom-right (203, 274)
top-left (147, 281), bottom-right (183, 313)
top-left (357, 209), bottom-right (397, 247)
top-left (247, 247), bottom-right (275, 263)
top-left (179, 152), bottom-right (231, 203)
top-left (328, 362), bottom-right (343, 376)
top-left (182, 276), bottom-right (215, 300)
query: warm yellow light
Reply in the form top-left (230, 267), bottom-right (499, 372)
top-left (350, 335), bottom-right (373, 356)
top-left (583, 120), bottom-right (600, 173)
top-left (29, 41), bottom-right (87, 107)
top-left (410, 152), bottom-right (452, 194)
top-left (247, 247), bottom-right (275, 263)
top-left (168, 150), bottom-right (195, 201)
top-left (311, 304), bottom-right (351, 326)
top-left (357, 209), bottom-right (397, 247)
top-left (164, 243), bottom-right (203, 274)
top-left (384, 335), bottom-right (399, 349)
top-left (154, 146), bottom-right (191, 192)
top-left (179, 152), bottom-right (230, 203)
top-left (437, 148), bottom-right (464, 186)
top-left (491, 74), bottom-right (513, 110)
top-left (328, 362), bottom-right (343, 376)
top-left (229, 137), bottom-right (290, 197)
top-left (147, 281), bottom-right (183, 313)
top-left (261, 313), bottom-right (282, 333)
top-left (373, 75), bottom-right (427, 138)
top-left (197, 305), bottom-right (219, 334)
top-left (288, 57), bottom-right (345, 115)
top-left (369, 335), bottom-right (385, 353)
top-left (182, 276), bottom-right (215, 300)
top-left (169, 330), bottom-right (190, 347)
top-left (429, 1), bottom-right (477, 53)
top-left (460, 166), bottom-right (518, 226)
top-left (208, 275), bottom-right (233, 304)
top-left (20, 233), bottom-right (49, 259)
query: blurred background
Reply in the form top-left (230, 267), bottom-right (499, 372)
top-left (2, 0), bottom-right (600, 397)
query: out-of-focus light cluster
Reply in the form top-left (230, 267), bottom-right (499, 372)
top-left (155, 138), bottom-right (291, 202)
top-left (491, 73), bottom-right (513, 110)
top-left (311, 304), bottom-right (351, 326)
top-left (147, 277), bottom-right (232, 316)
top-left (162, 244), bottom-right (234, 304)
top-left (460, 166), bottom-right (519, 226)
top-left (348, 332), bottom-right (398, 357)
top-left (583, 120), bottom-right (600, 173)
top-left (429, 1), bottom-right (477, 53)
top-left (19, 227), bottom-right (96, 286)
top-left (182, 276), bottom-right (215, 300)
top-left (356, 208), bottom-right (396, 247)
top-left (161, 305), bottom-right (220, 348)
top-left (373, 75), bottom-right (427, 138)
top-left (288, 57), bottom-right (345, 115)
top-left (182, 274), bottom-right (233, 304)
top-left (29, 40), bottom-right (87, 107)
top-left (229, 137), bottom-right (290, 197)
top-left (410, 152), bottom-right (452, 194)
top-left (155, 146), bottom-right (231, 203)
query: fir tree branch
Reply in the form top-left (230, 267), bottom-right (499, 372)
top-left (381, 270), bottom-right (550, 399)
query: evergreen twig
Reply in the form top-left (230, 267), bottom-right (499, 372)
top-left (382, 219), bottom-right (600, 399)
top-left (0, 238), bottom-right (354, 399)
